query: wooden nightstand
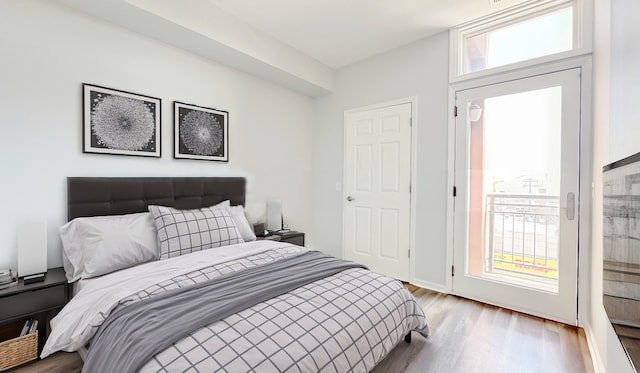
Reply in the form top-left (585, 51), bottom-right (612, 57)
top-left (0, 268), bottom-right (69, 359)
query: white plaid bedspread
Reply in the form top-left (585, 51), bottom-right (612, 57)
top-left (98, 245), bottom-right (428, 372)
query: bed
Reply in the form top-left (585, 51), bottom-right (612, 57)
top-left (41, 177), bottom-right (428, 372)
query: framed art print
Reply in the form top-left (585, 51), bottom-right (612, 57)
top-left (174, 101), bottom-right (228, 162)
top-left (83, 83), bottom-right (161, 157)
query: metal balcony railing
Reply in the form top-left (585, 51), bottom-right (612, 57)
top-left (485, 193), bottom-right (560, 279)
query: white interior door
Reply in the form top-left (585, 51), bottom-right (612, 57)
top-left (452, 68), bottom-right (581, 324)
top-left (343, 102), bottom-right (412, 281)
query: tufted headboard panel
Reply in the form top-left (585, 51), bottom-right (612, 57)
top-left (67, 177), bottom-right (246, 221)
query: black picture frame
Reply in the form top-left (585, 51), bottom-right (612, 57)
top-left (174, 101), bottom-right (229, 162)
top-left (83, 83), bottom-right (161, 157)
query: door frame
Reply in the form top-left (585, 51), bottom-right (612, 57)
top-left (342, 96), bottom-right (418, 282)
top-left (446, 55), bottom-right (593, 327)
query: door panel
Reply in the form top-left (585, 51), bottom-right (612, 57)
top-left (381, 142), bottom-right (400, 192)
top-left (344, 103), bottom-right (412, 281)
top-left (453, 69), bottom-right (580, 324)
top-left (356, 145), bottom-right (373, 191)
top-left (355, 207), bottom-right (372, 255)
top-left (380, 208), bottom-right (400, 259)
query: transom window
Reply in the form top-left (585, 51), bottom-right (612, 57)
top-left (451, 0), bottom-right (590, 80)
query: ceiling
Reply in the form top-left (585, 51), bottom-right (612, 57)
top-left (58, 0), bottom-right (533, 96)
top-left (207, 0), bottom-right (531, 68)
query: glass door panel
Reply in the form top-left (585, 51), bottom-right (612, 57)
top-left (468, 87), bottom-right (562, 293)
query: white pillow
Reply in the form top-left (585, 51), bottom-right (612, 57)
top-left (60, 249), bottom-right (78, 283)
top-left (229, 205), bottom-right (256, 242)
top-left (148, 204), bottom-right (244, 259)
top-left (59, 213), bottom-right (159, 281)
top-left (215, 200), bottom-right (231, 210)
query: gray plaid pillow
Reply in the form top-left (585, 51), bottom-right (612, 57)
top-left (148, 204), bottom-right (244, 259)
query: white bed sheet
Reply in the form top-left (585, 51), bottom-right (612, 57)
top-left (42, 240), bottom-right (285, 357)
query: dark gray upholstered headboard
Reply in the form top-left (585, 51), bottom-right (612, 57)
top-left (67, 177), bottom-right (246, 221)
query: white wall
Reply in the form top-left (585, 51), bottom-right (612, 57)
top-left (589, 0), bottom-right (637, 371)
top-left (0, 0), bottom-right (314, 270)
top-left (609, 0), bottom-right (640, 162)
top-left (312, 32), bottom-right (450, 288)
top-left (589, 0), bottom-right (612, 369)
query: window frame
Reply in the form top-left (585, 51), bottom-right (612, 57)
top-left (449, 0), bottom-right (592, 83)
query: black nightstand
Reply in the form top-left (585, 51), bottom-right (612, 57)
top-left (278, 231), bottom-right (305, 246)
top-left (0, 267), bottom-right (69, 356)
top-left (257, 231), bottom-right (305, 246)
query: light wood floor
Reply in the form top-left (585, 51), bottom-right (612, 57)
top-left (15, 287), bottom-right (593, 373)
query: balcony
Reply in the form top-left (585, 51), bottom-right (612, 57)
top-left (485, 194), bottom-right (560, 286)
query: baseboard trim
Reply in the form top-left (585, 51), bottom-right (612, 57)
top-left (584, 324), bottom-right (605, 373)
top-left (409, 278), bottom-right (449, 294)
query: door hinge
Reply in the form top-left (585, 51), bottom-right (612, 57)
top-left (454, 106), bottom-right (458, 117)
top-left (452, 265), bottom-right (455, 277)
top-left (409, 117), bottom-right (412, 127)
top-left (408, 249), bottom-right (411, 259)
top-left (453, 186), bottom-right (457, 197)
top-left (409, 183), bottom-right (412, 193)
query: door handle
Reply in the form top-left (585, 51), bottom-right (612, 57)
top-left (566, 192), bottom-right (575, 220)
top-left (346, 196), bottom-right (355, 202)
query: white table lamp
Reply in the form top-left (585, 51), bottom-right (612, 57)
top-left (17, 222), bottom-right (47, 282)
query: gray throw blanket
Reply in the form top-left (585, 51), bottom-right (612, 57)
top-left (82, 251), bottom-right (366, 373)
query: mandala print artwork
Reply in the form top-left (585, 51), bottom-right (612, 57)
top-left (83, 84), bottom-right (161, 157)
top-left (174, 102), bottom-right (228, 161)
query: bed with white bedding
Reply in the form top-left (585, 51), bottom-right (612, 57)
top-left (42, 177), bottom-right (428, 372)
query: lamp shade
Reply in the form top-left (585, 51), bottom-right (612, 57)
top-left (17, 222), bottom-right (47, 277)
top-left (266, 201), bottom-right (282, 231)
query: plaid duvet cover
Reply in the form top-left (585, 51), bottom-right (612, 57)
top-left (95, 245), bottom-right (428, 372)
